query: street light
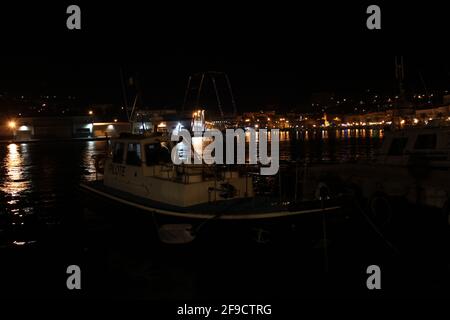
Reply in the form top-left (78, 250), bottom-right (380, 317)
top-left (88, 111), bottom-right (94, 137)
top-left (8, 121), bottom-right (16, 140)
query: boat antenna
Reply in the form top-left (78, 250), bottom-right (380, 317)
top-left (395, 56), bottom-right (405, 102)
top-left (418, 71), bottom-right (429, 99)
top-left (224, 73), bottom-right (237, 117)
top-left (182, 75), bottom-right (192, 113)
top-left (211, 74), bottom-right (224, 117)
top-left (119, 67), bottom-right (130, 121)
top-left (125, 73), bottom-right (145, 129)
top-left (394, 56), bottom-right (405, 127)
top-left (195, 73), bottom-right (205, 109)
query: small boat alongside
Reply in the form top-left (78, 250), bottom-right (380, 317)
top-left (80, 133), bottom-right (343, 244)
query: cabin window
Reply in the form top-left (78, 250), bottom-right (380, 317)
top-left (145, 143), bottom-right (171, 166)
top-left (112, 142), bottom-right (125, 163)
top-left (126, 143), bottom-right (142, 166)
top-left (388, 137), bottom-right (408, 156)
top-left (414, 134), bottom-right (437, 150)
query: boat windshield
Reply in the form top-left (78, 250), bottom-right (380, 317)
top-left (414, 133), bottom-right (437, 150)
top-left (126, 143), bottom-right (142, 166)
top-left (145, 142), bottom-right (171, 166)
top-left (388, 137), bottom-right (408, 156)
top-left (112, 142), bottom-right (125, 163)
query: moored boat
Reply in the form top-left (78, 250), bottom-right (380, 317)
top-left (80, 133), bottom-right (342, 244)
top-left (305, 124), bottom-right (450, 225)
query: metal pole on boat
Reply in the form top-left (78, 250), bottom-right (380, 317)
top-left (195, 73), bottom-right (205, 108)
top-left (246, 172), bottom-right (249, 198)
top-left (224, 73), bottom-right (237, 117)
top-left (294, 161), bottom-right (299, 203)
top-left (119, 67), bottom-right (130, 121)
top-left (302, 161), bottom-right (308, 201)
top-left (321, 198), bottom-right (329, 273)
top-left (182, 76), bottom-right (192, 113)
top-left (211, 75), bottom-right (224, 118)
top-left (279, 169), bottom-right (282, 204)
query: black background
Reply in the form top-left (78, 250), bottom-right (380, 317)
top-left (1, 1), bottom-right (450, 109)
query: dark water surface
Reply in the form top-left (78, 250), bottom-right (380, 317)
top-left (0, 130), bottom-right (448, 299)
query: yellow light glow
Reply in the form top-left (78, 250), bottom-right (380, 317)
top-left (8, 121), bottom-right (16, 129)
top-left (88, 110), bottom-right (93, 115)
top-left (3, 143), bottom-right (29, 197)
top-left (400, 119), bottom-right (406, 125)
top-left (413, 118), bottom-right (419, 124)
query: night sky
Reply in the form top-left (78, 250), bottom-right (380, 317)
top-left (1, 2), bottom-right (450, 110)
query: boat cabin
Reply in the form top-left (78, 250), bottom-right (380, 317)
top-left (377, 126), bottom-right (450, 167)
top-left (102, 134), bottom-right (252, 207)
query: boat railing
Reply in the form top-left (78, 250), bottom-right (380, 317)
top-left (147, 161), bottom-right (318, 204)
top-left (145, 161), bottom-right (276, 185)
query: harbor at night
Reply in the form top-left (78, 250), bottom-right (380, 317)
top-left (1, 3), bottom-right (450, 311)
top-left (1, 71), bottom-right (450, 299)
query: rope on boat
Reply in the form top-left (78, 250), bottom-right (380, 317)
top-left (352, 196), bottom-right (400, 255)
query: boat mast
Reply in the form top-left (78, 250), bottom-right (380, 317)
top-left (181, 71), bottom-right (238, 129)
top-left (394, 56), bottom-right (405, 128)
top-left (120, 67), bottom-right (130, 121)
top-left (120, 69), bottom-right (146, 133)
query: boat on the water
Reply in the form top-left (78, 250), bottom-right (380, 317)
top-left (306, 123), bottom-right (450, 225)
top-left (80, 133), bottom-right (342, 244)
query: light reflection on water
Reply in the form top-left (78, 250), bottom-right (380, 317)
top-left (1, 144), bottom-right (30, 199)
top-left (83, 140), bottom-right (103, 181)
top-left (0, 141), bottom-right (106, 242)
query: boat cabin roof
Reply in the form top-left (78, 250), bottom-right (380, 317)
top-left (381, 126), bottom-right (450, 157)
top-left (111, 132), bottom-right (170, 144)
